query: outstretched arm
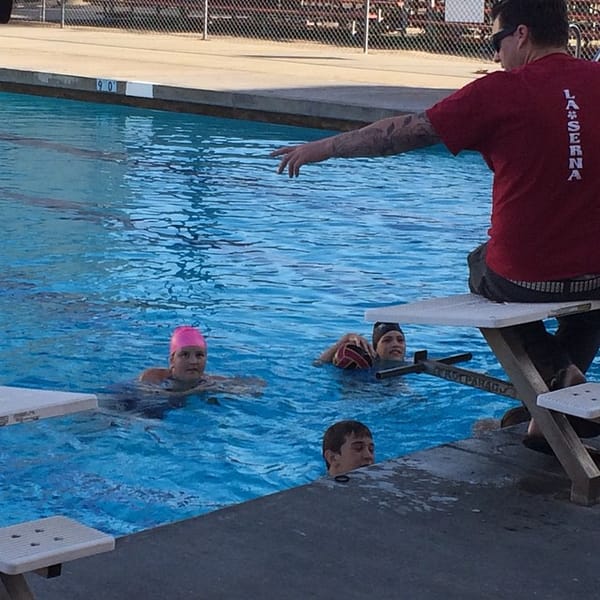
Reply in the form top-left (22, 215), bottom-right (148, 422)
top-left (271, 112), bottom-right (440, 177)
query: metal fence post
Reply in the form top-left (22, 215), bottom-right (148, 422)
top-left (363, 0), bottom-right (370, 54)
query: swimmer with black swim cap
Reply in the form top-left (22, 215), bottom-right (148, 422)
top-left (371, 321), bottom-right (406, 362)
top-left (317, 322), bottom-right (406, 370)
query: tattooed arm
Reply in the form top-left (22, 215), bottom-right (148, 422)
top-left (271, 112), bottom-right (440, 178)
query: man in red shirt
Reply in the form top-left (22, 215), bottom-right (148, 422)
top-left (272, 0), bottom-right (600, 446)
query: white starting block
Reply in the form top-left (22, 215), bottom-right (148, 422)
top-left (365, 293), bottom-right (600, 328)
top-left (0, 389), bottom-right (108, 599)
top-left (0, 516), bottom-right (115, 599)
top-left (0, 516), bottom-right (114, 576)
top-left (0, 387), bottom-right (97, 427)
top-left (538, 383), bottom-right (600, 420)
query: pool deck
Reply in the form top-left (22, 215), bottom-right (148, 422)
top-left (3, 22), bottom-right (600, 600)
top-left (0, 22), bottom-right (497, 128)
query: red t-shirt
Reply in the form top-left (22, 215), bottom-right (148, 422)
top-left (426, 53), bottom-right (600, 281)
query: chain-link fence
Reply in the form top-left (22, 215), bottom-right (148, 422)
top-left (6, 0), bottom-right (600, 60)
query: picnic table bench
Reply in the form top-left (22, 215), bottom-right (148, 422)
top-left (365, 293), bottom-right (600, 506)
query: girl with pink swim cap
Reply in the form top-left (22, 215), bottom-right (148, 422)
top-left (169, 326), bottom-right (207, 355)
top-left (139, 326), bottom-right (212, 391)
top-left (139, 325), bottom-right (265, 395)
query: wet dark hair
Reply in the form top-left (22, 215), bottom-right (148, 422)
top-left (322, 420), bottom-right (373, 469)
top-left (491, 0), bottom-right (568, 48)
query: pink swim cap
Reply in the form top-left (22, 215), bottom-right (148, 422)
top-left (169, 326), bottom-right (207, 355)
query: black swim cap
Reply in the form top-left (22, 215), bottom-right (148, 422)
top-left (372, 322), bottom-right (404, 351)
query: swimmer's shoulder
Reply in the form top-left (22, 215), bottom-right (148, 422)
top-left (139, 367), bottom-right (170, 385)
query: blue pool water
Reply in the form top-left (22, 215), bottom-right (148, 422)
top-left (2, 91), bottom-right (593, 536)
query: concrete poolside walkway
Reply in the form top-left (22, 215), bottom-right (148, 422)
top-left (3, 22), bottom-right (600, 600)
top-left (29, 425), bottom-right (600, 599)
top-left (0, 23), bottom-right (497, 127)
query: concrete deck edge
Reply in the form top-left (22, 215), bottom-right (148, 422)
top-left (0, 67), bottom-right (398, 129)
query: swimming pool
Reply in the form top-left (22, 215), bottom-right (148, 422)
top-left (1, 91), bottom-right (590, 536)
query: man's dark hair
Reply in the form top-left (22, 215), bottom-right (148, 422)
top-left (322, 420), bottom-right (372, 469)
top-left (491, 0), bottom-right (568, 47)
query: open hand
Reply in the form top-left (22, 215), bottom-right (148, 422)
top-left (271, 138), bottom-right (333, 177)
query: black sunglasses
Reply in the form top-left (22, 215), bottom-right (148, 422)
top-left (491, 25), bottom-right (518, 53)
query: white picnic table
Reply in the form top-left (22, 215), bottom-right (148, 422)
top-left (366, 293), bottom-right (600, 505)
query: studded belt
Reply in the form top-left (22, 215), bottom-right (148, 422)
top-left (508, 275), bottom-right (600, 294)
